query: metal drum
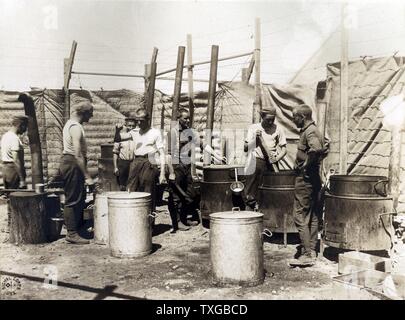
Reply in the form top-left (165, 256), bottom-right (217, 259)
top-left (93, 193), bottom-right (111, 245)
top-left (258, 170), bottom-right (298, 237)
top-left (324, 175), bottom-right (393, 251)
top-left (329, 175), bottom-right (388, 198)
top-left (107, 192), bottom-right (152, 258)
top-left (100, 144), bottom-right (114, 159)
top-left (200, 165), bottom-right (245, 221)
top-left (210, 209), bottom-right (265, 286)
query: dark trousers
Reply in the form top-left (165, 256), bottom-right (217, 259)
top-left (293, 172), bottom-right (322, 254)
top-left (59, 155), bottom-right (86, 233)
top-left (167, 164), bottom-right (199, 229)
top-left (117, 158), bottom-right (132, 191)
top-left (2, 163), bottom-right (21, 232)
top-left (127, 157), bottom-right (159, 212)
top-left (244, 158), bottom-right (271, 209)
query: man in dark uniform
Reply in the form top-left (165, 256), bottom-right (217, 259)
top-left (167, 108), bottom-right (199, 233)
top-left (290, 104), bottom-right (329, 267)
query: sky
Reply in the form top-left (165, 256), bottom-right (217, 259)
top-left (1, 0), bottom-right (405, 93)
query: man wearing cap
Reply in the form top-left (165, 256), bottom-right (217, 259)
top-left (244, 106), bottom-right (287, 210)
top-left (116, 108), bottom-right (166, 213)
top-left (1, 115), bottom-right (29, 240)
top-left (1, 115), bottom-right (29, 189)
top-left (112, 117), bottom-right (136, 191)
top-left (59, 101), bottom-right (94, 244)
top-left (289, 104), bottom-right (329, 267)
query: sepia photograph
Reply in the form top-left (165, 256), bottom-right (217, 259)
top-left (0, 0), bottom-right (405, 306)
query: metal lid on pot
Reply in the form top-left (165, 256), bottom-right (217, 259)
top-left (210, 208), bottom-right (263, 220)
top-left (106, 191), bottom-right (151, 200)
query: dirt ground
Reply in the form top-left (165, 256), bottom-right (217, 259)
top-left (0, 198), bottom-right (404, 300)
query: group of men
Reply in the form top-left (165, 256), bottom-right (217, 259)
top-left (1, 97), bottom-right (328, 266)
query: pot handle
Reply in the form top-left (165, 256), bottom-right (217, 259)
top-left (231, 207), bottom-right (241, 213)
top-left (262, 229), bottom-right (273, 238)
top-left (149, 211), bottom-right (158, 218)
top-left (374, 179), bottom-right (388, 197)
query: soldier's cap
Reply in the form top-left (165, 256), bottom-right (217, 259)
top-left (259, 106), bottom-right (277, 116)
top-left (11, 115), bottom-right (29, 126)
top-left (72, 101), bottom-right (94, 114)
top-left (134, 108), bottom-right (149, 120)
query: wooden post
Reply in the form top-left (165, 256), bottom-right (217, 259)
top-left (253, 17), bottom-right (261, 123)
top-left (187, 34), bottom-right (195, 127)
top-left (204, 45), bottom-right (219, 165)
top-left (144, 64), bottom-right (151, 108)
top-left (246, 56), bottom-right (255, 84)
top-left (63, 41), bottom-right (77, 124)
top-left (340, 2), bottom-right (349, 175)
top-left (169, 46), bottom-right (185, 156)
top-left (147, 62), bottom-right (157, 124)
top-left (18, 93), bottom-right (44, 188)
top-left (388, 126), bottom-right (403, 211)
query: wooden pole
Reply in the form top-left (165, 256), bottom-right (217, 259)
top-left (147, 62), bottom-right (157, 124)
top-left (169, 46), bottom-right (185, 156)
top-left (253, 17), bottom-right (261, 124)
top-left (18, 93), bottom-right (44, 188)
top-left (246, 56), bottom-right (255, 84)
top-left (340, 2), bottom-right (349, 175)
top-left (156, 51), bottom-right (252, 77)
top-left (187, 34), bottom-right (195, 127)
top-left (63, 41), bottom-right (77, 124)
top-left (204, 45), bottom-right (219, 165)
top-left (388, 126), bottom-right (403, 211)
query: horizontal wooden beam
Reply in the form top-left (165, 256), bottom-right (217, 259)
top-left (71, 71), bottom-right (145, 78)
top-left (156, 51), bottom-right (254, 77)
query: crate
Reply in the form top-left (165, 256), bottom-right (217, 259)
top-left (338, 251), bottom-right (391, 274)
top-left (334, 270), bottom-right (405, 300)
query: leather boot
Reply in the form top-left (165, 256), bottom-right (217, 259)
top-left (66, 231), bottom-right (90, 244)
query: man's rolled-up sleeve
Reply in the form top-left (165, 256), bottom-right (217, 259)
top-left (306, 129), bottom-right (323, 154)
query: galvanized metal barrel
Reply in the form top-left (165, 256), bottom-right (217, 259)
top-left (258, 170), bottom-right (298, 233)
top-left (107, 192), bottom-right (152, 258)
top-left (210, 209), bottom-right (264, 286)
top-left (324, 175), bottom-right (393, 251)
top-left (200, 165), bottom-right (245, 221)
top-left (93, 192), bottom-right (112, 245)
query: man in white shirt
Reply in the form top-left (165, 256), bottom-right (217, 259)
top-left (1, 115), bottom-right (29, 189)
top-left (244, 107), bottom-right (287, 210)
top-left (115, 108), bottom-right (166, 213)
top-left (113, 117), bottom-right (136, 191)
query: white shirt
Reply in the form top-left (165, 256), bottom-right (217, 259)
top-left (246, 123), bottom-right (287, 160)
top-left (130, 128), bottom-right (164, 156)
top-left (63, 119), bottom-right (87, 158)
top-left (1, 131), bottom-right (23, 162)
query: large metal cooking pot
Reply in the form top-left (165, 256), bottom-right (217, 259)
top-left (261, 170), bottom-right (296, 187)
top-left (328, 175), bottom-right (389, 198)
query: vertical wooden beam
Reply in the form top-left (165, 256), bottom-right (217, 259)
top-left (147, 62), bottom-right (157, 125)
top-left (187, 34), bottom-right (195, 127)
top-left (253, 17), bottom-right (261, 123)
top-left (63, 41), bottom-right (77, 124)
top-left (169, 46), bottom-right (186, 156)
top-left (388, 126), bottom-right (403, 211)
top-left (340, 2), bottom-right (349, 175)
top-left (204, 45), bottom-right (219, 165)
top-left (246, 56), bottom-right (255, 84)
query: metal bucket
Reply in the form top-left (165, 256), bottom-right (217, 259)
top-left (258, 170), bottom-right (297, 234)
top-left (45, 194), bottom-right (63, 242)
top-left (107, 192), bottom-right (153, 258)
top-left (93, 193), bottom-right (111, 245)
top-left (324, 192), bottom-right (394, 251)
top-left (200, 165), bottom-right (245, 221)
top-left (210, 208), bottom-right (265, 286)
